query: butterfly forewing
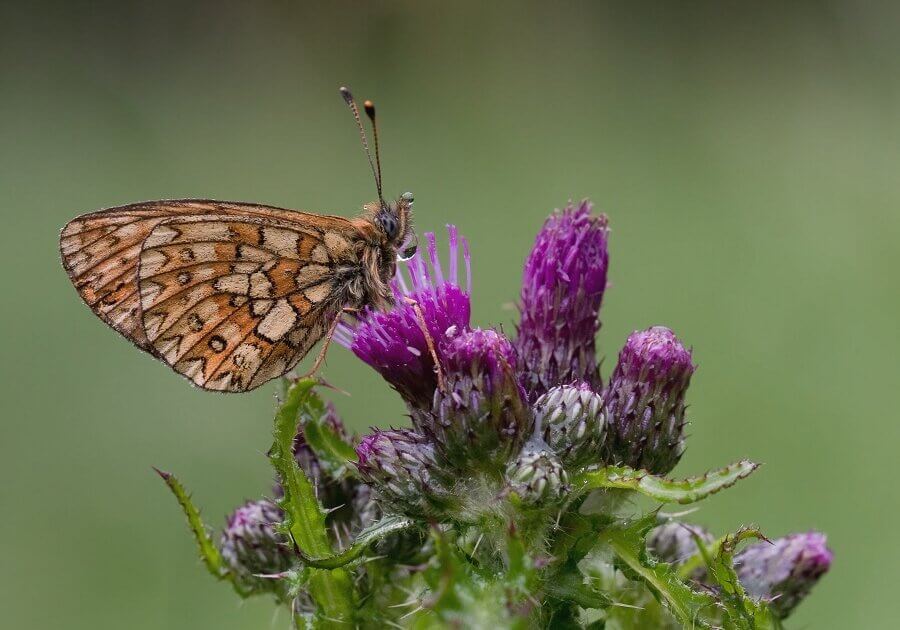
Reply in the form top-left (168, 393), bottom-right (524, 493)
top-left (61, 200), bottom-right (357, 392)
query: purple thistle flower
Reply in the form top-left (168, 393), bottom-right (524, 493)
top-left (336, 227), bottom-right (471, 409)
top-left (533, 382), bottom-right (606, 468)
top-left (220, 499), bottom-right (293, 597)
top-left (425, 328), bottom-right (532, 471)
top-left (516, 201), bottom-right (609, 400)
top-left (734, 532), bottom-right (833, 619)
top-left (355, 429), bottom-right (450, 517)
top-left (602, 326), bottom-right (695, 474)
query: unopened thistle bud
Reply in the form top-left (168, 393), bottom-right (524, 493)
top-left (734, 532), bottom-right (833, 618)
top-left (220, 499), bottom-right (293, 596)
top-left (516, 201), bottom-right (609, 400)
top-left (426, 328), bottom-right (532, 472)
top-left (356, 429), bottom-right (448, 518)
top-left (533, 382), bottom-right (606, 468)
top-left (506, 437), bottom-right (568, 505)
top-left (602, 326), bottom-right (695, 474)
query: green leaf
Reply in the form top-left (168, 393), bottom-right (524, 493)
top-left (153, 468), bottom-right (249, 597)
top-left (698, 528), bottom-right (782, 629)
top-left (270, 378), bottom-right (355, 626)
top-left (545, 571), bottom-right (612, 610)
top-left (571, 460), bottom-right (759, 504)
top-left (297, 515), bottom-right (416, 569)
top-left (303, 413), bottom-right (358, 478)
top-left (603, 515), bottom-right (717, 628)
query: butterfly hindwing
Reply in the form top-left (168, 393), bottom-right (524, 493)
top-left (61, 200), bottom-right (359, 392)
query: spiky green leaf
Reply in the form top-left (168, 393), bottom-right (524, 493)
top-left (697, 528), bottom-right (782, 629)
top-left (153, 468), bottom-right (249, 597)
top-left (303, 413), bottom-right (358, 478)
top-left (572, 460), bottom-right (759, 504)
top-left (297, 515), bottom-right (416, 569)
top-left (270, 378), bottom-right (355, 626)
top-left (604, 515), bottom-right (717, 627)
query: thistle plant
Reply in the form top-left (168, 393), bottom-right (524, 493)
top-left (157, 200), bottom-right (831, 628)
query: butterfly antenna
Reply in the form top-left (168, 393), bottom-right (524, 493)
top-left (339, 86), bottom-right (383, 204)
top-left (363, 99), bottom-right (385, 204)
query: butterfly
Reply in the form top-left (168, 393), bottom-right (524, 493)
top-left (60, 87), bottom-right (416, 393)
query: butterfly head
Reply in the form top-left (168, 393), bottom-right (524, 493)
top-left (375, 191), bottom-right (415, 256)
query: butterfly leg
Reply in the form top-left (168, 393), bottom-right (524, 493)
top-left (297, 307), bottom-right (355, 380)
top-left (403, 297), bottom-right (446, 392)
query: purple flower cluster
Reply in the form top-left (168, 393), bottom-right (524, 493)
top-left (327, 200), bottom-right (830, 616)
top-left (206, 199), bottom-right (831, 621)
top-left (338, 202), bottom-right (693, 489)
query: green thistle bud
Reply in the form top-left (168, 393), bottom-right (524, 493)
top-left (533, 382), bottom-right (606, 468)
top-left (506, 437), bottom-right (568, 505)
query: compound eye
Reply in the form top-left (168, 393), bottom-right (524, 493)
top-left (379, 213), bottom-right (399, 240)
top-left (400, 191), bottom-right (414, 203)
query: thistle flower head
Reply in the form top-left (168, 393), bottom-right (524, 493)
top-left (516, 201), bottom-right (609, 400)
top-left (735, 532), bottom-right (833, 618)
top-left (602, 326), bottom-right (695, 474)
top-left (220, 499), bottom-right (293, 596)
top-left (425, 328), bottom-right (532, 471)
top-left (505, 437), bottom-right (568, 505)
top-left (336, 227), bottom-right (471, 409)
top-left (533, 382), bottom-right (606, 468)
top-left (355, 429), bottom-right (448, 517)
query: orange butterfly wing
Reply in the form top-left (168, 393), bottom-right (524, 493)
top-left (60, 200), bottom-right (359, 392)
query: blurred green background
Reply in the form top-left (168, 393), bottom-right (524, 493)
top-left (2, 1), bottom-right (898, 627)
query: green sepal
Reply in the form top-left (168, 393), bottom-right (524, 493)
top-left (153, 468), bottom-right (249, 597)
top-left (297, 515), bottom-right (416, 569)
top-left (270, 378), bottom-right (355, 627)
top-left (571, 460), bottom-right (759, 504)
